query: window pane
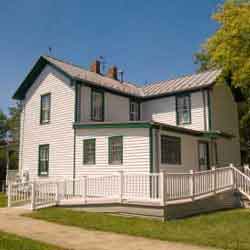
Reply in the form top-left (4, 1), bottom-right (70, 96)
top-left (83, 139), bottom-right (96, 164)
top-left (41, 94), bottom-right (51, 123)
top-left (176, 95), bottom-right (190, 124)
top-left (161, 135), bottom-right (181, 164)
top-left (39, 145), bottom-right (49, 176)
top-left (109, 136), bottom-right (123, 164)
top-left (92, 90), bottom-right (104, 121)
top-left (130, 101), bottom-right (140, 121)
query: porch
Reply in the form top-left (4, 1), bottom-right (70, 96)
top-left (7, 164), bottom-right (250, 219)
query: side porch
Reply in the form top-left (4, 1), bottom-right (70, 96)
top-left (8, 165), bottom-right (250, 219)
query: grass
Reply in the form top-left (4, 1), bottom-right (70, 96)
top-left (26, 207), bottom-right (250, 250)
top-left (0, 231), bottom-right (66, 250)
top-left (0, 193), bottom-right (7, 207)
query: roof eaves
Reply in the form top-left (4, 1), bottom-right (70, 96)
top-left (12, 56), bottom-right (74, 100)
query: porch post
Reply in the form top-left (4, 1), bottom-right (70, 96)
top-left (211, 167), bottom-right (216, 193)
top-left (189, 170), bottom-right (195, 200)
top-left (159, 171), bottom-right (166, 206)
top-left (31, 182), bottom-right (36, 210)
top-left (7, 182), bottom-right (12, 208)
top-left (244, 164), bottom-right (249, 174)
top-left (119, 171), bottom-right (124, 203)
top-left (83, 176), bottom-right (87, 204)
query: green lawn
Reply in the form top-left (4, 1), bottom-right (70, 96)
top-left (0, 193), bottom-right (7, 207)
top-left (26, 207), bottom-right (250, 250)
top-left (0, 231), bottom-right (66, 250)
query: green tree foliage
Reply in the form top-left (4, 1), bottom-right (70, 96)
top-left (7, 104), bottom-right (21, 143)
top-left (195, 0), bottom-right (250, 160)
top-left (0, 110), bottom-right (8, 143)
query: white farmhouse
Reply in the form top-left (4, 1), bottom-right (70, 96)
top-left (13, 56), bottom-right (241, 181)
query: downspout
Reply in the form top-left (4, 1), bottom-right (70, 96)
top-left (149, 127), bottom-right (153, 173)
top-left (207, 89), bottom-right (212, 131)
top-left (19, 100), bottom-right (25, 179)
top-left (73, 80), bottom-right (79, 193)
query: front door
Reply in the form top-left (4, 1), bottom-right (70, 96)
top-left (198, 141), bottom-right (210, 171)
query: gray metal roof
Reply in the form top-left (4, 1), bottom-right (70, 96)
top-left (142, 70), bottom-right (221, 97)
top-left (44, 56), bottom-right (144, 97)
top-left (43, 56), bottom-right (221, 98)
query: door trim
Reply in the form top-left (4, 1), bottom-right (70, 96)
top-left (198, 141), bottom-right (210, 171)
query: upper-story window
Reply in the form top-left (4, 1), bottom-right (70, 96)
top-left (130, 100), bottom-right (140, 121)
top-left (176, 94), bottom-right (191, 125)
top-left (40, 93), bottom-right (51, 124)
top-left (91, 89), bottom-right (104, 121)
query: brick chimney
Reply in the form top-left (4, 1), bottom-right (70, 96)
top-left (106, 66), bottom-right (118, 80)
top-left (90, 60), bottom-right (101, 74)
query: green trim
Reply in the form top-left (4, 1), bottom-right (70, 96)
top-left (83, 139), bottom-right (96, 165)
top-left (149, 128), bottom-right (153, 173)
top-left (75, 82), bottom-right (81, 122)
top-left (13, 55), bottom-right (214, 102)
top-left (108, 136), bottom-right (123, 165)
top-left (197, 140), bottom-right (210, 171)
top-left (202, 90), bottom-right (207, 131)
top-left (13, 56), bottom-right (73, 100)
top-left (175, 93), bottom-right (192, 125)
top-left (74, 122), bottom-right (151, 129)
top-left (38, 144), bottom-right (49, 177)
top-left (91, 88), bottom-right (105, 121)
top-left (207, 89), bottom-right (212, 131)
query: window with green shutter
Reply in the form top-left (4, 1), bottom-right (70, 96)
top-left (83, 139), bottom-right (96, 164)
top-left (38, 144), bottom-right (49, 176)
top-left (109, 136), bottom-right (123, 165)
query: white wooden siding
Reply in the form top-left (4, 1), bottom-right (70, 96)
top-left (210, 84), bottom-right (241, 166)
top-left (20, 65), bottom-right (75, 180)
top-left (79, 85), bottom-right (129, 122)
top-left (75, 128), bottom-right (150, 176)
top-left (141, 91), bottom-right (208, 131)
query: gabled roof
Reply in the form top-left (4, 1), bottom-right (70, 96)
top-left (13, 55), bottom-right (221, 100)
top-left (142, 70), bottom-right (221, 97)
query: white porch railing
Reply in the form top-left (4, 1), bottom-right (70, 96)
top-left (7, 165), bottom-right (249, 210)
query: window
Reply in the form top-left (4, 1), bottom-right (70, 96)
top-left (109, 136), bottom-right (123, 164)
top-left (83, 139), bottom-right (96, 164)
top-left (161, 135), bottom-right (181, 164)
top-left (40, 93), bottom-right (51, 124)
top-left (176, 94), bottom-right (191, 125)
top-left (130, 100), bottom-right (140, 121)
top-left (91, 89), bottom-right (104, 121)
top-left (38, 145), bottom-right (49, 176)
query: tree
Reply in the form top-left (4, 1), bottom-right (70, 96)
top-left (194, 0), bottom-right (250, 162)
top-left (7, 104), bottom-right (21, 144)
top-left (0, 110), bottom-right (8, 143)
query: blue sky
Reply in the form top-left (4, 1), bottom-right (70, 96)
top-left (0, 0), bottom-right (222, 113)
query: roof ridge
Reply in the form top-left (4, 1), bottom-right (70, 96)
top-left (43, 55), bottom-right (141, 88)
top-left (43, 55), bottom-right (95, 73)
top-left (142, 69), bottom-right (220, 88)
